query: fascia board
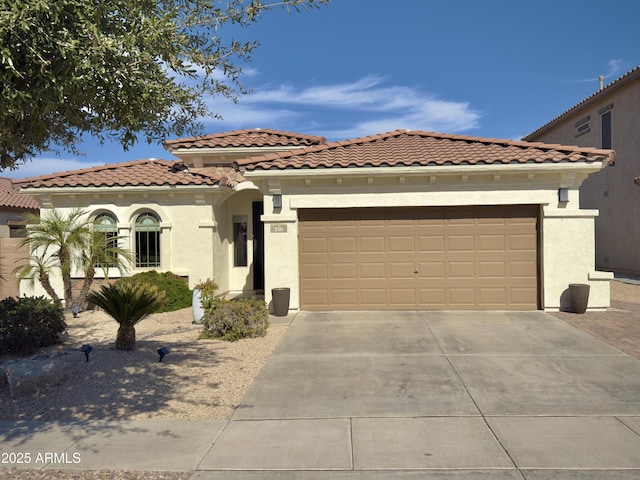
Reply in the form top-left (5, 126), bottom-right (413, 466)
top-left (243, 162), bottom-right (605, 179)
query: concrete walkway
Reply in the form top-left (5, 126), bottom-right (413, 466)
top-left (2, 310), bottom-right (640, 479)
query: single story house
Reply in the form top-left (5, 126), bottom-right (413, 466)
top-left (16, 128), bottom-right (614, 312)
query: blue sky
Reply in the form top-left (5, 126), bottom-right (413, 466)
top-left (3, 0), bottom-right (639, 179)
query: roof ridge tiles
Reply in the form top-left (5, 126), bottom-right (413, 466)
top-left (164, 128), bottom-right (327, 148)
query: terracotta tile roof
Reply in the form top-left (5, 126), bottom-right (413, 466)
top-left (164, 128), bottom-right (326, 150)
top-left (14, 159), bottom-right (231, 189)
top-left (236, 130), bottom-right (615, 171)
top-left (0, 177), bottom-right (39, 209)
top-left (523, 66), bottom-right (640, 140)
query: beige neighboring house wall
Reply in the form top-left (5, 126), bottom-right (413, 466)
top-left (0, 177), bottom-right (39, 299)
top-left (524, 66), bottom-right (640, 276)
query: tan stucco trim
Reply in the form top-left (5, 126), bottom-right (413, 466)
top-left (244, 162), bottom-right (605, 180)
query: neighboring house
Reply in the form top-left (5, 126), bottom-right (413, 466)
top-left (15, 128), bottom-right (614, 312)
top-left (0, 176), bottom-right (39, 298)
top-left (523, 66), bottom-right (640, 276)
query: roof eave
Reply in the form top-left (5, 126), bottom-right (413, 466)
top-left (19, 183), bottom-right (226, 196)
top-left (243, 161), bottom-right (607, 179)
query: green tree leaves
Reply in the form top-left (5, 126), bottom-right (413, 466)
top-left (0, 0), bottom-right (328, 169)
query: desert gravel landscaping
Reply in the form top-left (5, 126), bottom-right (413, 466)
top-left (0, 307), bottom-right (287, 422)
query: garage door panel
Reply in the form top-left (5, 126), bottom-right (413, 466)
top-left (300, 237), bottom-right (328, 254)
top-left (331, 263), bottom-right (357, 280)
top-left (418, 261), bottom-right (445, 279)
top-left (419, 288), bottom-right (446, 306)
top-left (448, 235), bottom-right (475, 251)
top-left (360, 263), bottom-right (386, 279)
top-left (389, 262), bottom-right (415, 279)
top-left (478, 235), bottom-right (506, 251)
top-left (330, 237), bottom-right (357, 254)
top-left (299, 206), bottom-right (538, 310)
top-left (331, 288), bottom-right (358, 306)
top-left (509, 234), bottom-right (536, 251)
top-left (478, 288), bottom-right (507, 305)
top-left (448, 261), bottom-right (475, 278)
top-left (360, 289), bottom-right (387, 306)
top-left (449, 288), bottom-right (476, 305)
top-left (389, 289), bottom-right (416, 306)
top-left (509, 260), bottom-right (537, 277)
top-left (418, 235), bottom-right (445, 252)
top-left (360, 236), bottom-right (385, 253)
top-left (389, 236), bottom-right (415, 252)
top-left (478, 261), bottom-right (506, 278)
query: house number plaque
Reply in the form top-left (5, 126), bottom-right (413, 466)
top-left (270, 224), bottom-right (287, 233)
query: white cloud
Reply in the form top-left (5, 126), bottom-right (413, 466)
top-left (0, 158), bottom-right (98, 180)
top-left (201, 75), bottom-right (482, 140)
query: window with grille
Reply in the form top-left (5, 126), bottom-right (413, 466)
top-left (93, 213), bottom-right (118, 268)
top-left (135, 213), bottom-right (161, 268)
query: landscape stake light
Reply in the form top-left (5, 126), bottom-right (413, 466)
top-left (80, 344), bottom-right (93, 362)
top-left (157, 347), bottom-right (170, 362)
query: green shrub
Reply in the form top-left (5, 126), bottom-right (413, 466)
top-left (200, 297), bottom-right (269, 341)
top-left (0, 296), bottom-right (66, 356)
top-left (117, 271), bottom-right (191, 312)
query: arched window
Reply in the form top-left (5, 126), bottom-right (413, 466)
top-left (93, 213), bottom-right (118, 268)
top-left (135, 212), bottom-right (161, 268)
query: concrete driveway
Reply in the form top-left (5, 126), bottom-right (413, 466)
top-left (198, 310), bottom-right (640, 479)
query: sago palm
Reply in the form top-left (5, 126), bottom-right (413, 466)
top-left (87, 282), bottom-right (166, 350)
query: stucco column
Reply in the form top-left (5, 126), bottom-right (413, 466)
top-left (541, 207), bottom-right (612, 311)
top-left (261, 194), bottom-right (299, 313)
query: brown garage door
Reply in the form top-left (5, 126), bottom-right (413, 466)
top-left (298, 205), bottom-right (539, 310)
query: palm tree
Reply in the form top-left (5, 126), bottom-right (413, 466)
top-left (74, 230), bottom-right (133, 311)
top-left (87, 282), bottom-right (166, 350)
top-left (14, 253), bottom-right (61, 303)
top-left (20, 208), bottom-right (134, 312)
top-left (21, 209), bottom-right (91, 311)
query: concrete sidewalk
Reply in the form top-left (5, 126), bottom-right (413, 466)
top-left (2, 310), bottom-right (640, 479)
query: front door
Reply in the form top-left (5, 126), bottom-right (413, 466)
top-left (252, 201), bottom-right (265, 291)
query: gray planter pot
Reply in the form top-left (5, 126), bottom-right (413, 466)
top-left (569, 283), bottom-right (590, 314)
top-left (272, 288), bottom-right (290, 316)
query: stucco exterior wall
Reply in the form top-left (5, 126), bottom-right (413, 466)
top-left (526, 80), bottom-right (640, 275)
top-left (19, 188), bottom-right (226, 300)
top-left (255, 166), bottom-right (610, 312)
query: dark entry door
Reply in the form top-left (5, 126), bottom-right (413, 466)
top-left (252, 201), bottom-right (265, 291)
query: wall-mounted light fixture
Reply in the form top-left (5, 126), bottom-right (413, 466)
top-left (558, 188), bottom-right (569, 203)
top-left (273, 194), bottom-right (282, 209)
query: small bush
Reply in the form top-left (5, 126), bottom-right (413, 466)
top-left (0, 296), bottom-right (66, 356)
top-left (194, 278), bottom-right (219, 310)
top-left (117, 271), bottom-right (191, 312)
top-left (200, 297), bottom-right (269, 341)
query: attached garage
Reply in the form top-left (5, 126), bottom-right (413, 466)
top-left (237, 129), bottom-right (615, 312)
top-left (299, 205), bottom-right (539, 311)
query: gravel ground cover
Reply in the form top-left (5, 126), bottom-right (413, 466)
top-left (0, 307), bottom-right (287, 421)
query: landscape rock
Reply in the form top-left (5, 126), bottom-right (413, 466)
top-left (6, 359), bottom-right (65, 397)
